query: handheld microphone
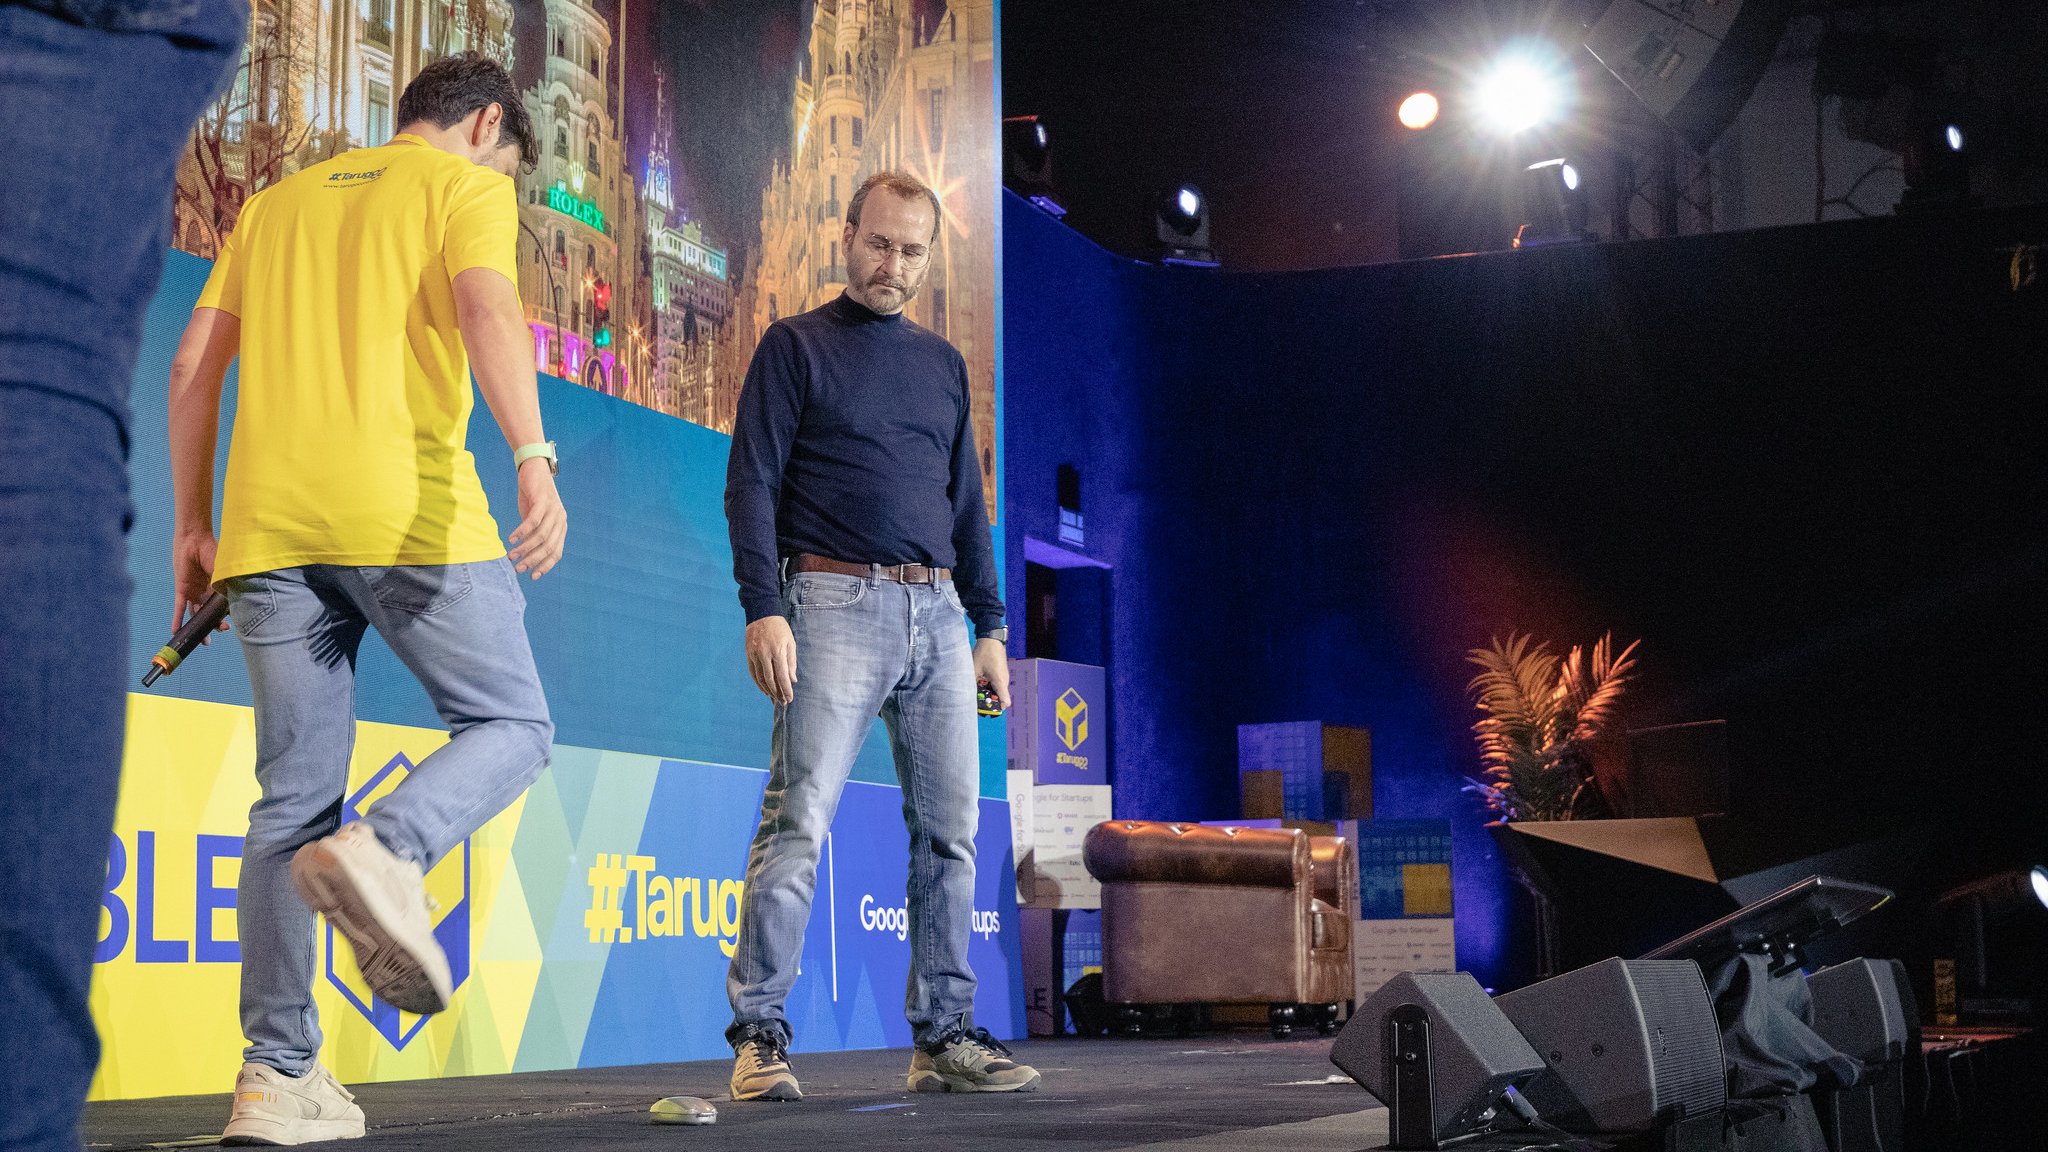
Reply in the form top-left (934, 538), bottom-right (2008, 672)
top-left (143, 591), bottom-right (231, 686)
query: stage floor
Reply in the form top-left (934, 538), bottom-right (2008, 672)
top-left (82, 1034), bottom-right (1394, 1151)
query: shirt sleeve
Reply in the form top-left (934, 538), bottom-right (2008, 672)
top-left (194, 223), bottom-right (245, 317)
top-left (442, 167), bottom-right (520, 284)
top-left (725, 323), bottom-right (807, 623)
top-left (946, 353), bottom-right (1006, 638)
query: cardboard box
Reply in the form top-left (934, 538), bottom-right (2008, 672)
top-left (1008, 659), bottom-right (1113, 911)
top-left (1240, 769), bottom-right (1286, 819)
top-left (1237, 722), bottom-right (1372, 820)
top-left (1008, 658), bottom-right (1107, 787)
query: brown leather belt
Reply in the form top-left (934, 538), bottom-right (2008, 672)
top-left (789, 553), bottom-right (949, 585)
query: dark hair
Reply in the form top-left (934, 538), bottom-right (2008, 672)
top-left (395, 53), bottom-right (538, 170)
top-left (846, 171), bottom-right (942, 244)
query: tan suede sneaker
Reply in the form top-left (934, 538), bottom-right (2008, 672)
top-left (730, 1028), bottom-right (802, 1101)
top-left (907, 1029), bottom-right (1041, 1093)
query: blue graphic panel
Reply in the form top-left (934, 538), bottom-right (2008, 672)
top-left (574, 762), bottom-right (1020, 1067)
top-left (1356, 819), bottom-right (1454, 920)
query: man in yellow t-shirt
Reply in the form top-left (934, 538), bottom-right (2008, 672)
top-left (165, 53), bottom-right (566, 1145)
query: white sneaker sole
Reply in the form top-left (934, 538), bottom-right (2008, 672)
top-left (291, 838), bottom-right (452, 1014)
top-left (221, 1113), bottom-right (367, 1145)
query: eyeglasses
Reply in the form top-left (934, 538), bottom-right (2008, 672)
top-left (862, 234), bottom-right (931, 269)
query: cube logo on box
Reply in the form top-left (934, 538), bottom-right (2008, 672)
top-left (1055, 688), bottom-right (1089, 751)
top-left (325, 752), bottom-right (470, 1049)
top-left (1021, 660), bottom-right (1104, 785)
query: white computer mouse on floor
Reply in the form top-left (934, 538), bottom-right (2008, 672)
top-left (650, 1095), bottom-right (719, 1125)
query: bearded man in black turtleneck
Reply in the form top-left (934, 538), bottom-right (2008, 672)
top-left (719, 171), bottom-right (1035, 1101)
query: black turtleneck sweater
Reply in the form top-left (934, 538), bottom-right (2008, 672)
top-left (724, 293), bottom-right (1004, 636)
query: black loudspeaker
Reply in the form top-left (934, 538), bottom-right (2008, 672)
top-left (1809, 959), bottom-right (1908, 1064)
top-left (1496, 958), bottom-right (1726, 1133)
top-left (1582, 0), bottom-right (1796, 152)
top-left (1332, 972), bottom-right (1545, 1149)
top-left (1807, 959), bottom-right (1910, 1152)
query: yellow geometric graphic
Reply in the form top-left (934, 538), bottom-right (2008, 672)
top-left (1055, 687), bottom-right (1089, 751)
top-left (1401, 863), bottom-right (1454, 917)
top-left (87, 694), bottom-right (528, 1102)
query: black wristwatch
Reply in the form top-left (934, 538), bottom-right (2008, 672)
top-left (979, 626), bottom-right (1009, 644)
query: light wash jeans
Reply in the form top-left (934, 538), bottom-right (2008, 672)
top-left (726, 571), bottom-right (981, 1050)
top-left (222, 559), bottom-right (552, 1074)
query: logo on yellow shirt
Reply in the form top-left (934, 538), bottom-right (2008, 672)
top-left (325, 167), bottom-right (387, 185)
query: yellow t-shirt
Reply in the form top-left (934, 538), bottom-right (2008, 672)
top-left (197, 134), bottom-right (518, 582)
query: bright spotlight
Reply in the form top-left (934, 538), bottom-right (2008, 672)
top-left (1945, 124), bottom-right (1965, 152)
top-left (1475, 51), bottom-right (1570, 136)
top-left (1156, 185), bottom-right (1215, 266)
top-left (1398, 91), bottom-right (1440, 130)
top-left (2032, 865), bottom-right (2048, 909)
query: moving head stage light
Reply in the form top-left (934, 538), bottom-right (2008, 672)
top-left (1154, 185), bottom-right (1215, 267)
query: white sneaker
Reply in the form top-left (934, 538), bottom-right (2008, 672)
top-left (221, 1061), bottom-right (365, 1145)
top-left (291, 821), bottom-right (452, 1014)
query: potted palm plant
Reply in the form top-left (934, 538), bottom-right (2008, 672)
top-left (1466, 632), bottom-right (1640, 823)
top-left (1468, 632), bottom-right (1640, 978)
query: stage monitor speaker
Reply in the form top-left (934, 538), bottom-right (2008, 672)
top-left (1808, 958), bottom-right (1910, 1152)
top-left (1808, 958), bottom-right (1908, 1065)
top-left (1583, 0), bottom-right (1796, 152)
top-left (1496, 957), bottom-right (1726, 1133)
top-left (1331, 972), bottom-right (1545, 1149)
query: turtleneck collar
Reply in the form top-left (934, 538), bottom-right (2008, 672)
top-left (830, 291), bottom-right (907, 325)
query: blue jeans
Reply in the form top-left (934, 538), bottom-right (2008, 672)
top-left (0, 5), bottom-right (240, 1150)
top-left (0, 391), bottom-right (131, 1152)
top-left (222, 560), bottom-right (552, 1074)
top-left (726, 572), bottom-right (982, 1050)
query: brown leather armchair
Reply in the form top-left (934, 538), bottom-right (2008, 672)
top-left (1083, 820), bottom-right (1356, 1035)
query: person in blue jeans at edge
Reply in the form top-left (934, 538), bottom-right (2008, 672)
top-left (721, 170), bottom-right (1038, 1100)
top-left (164, 54), bottom-right (567, 1145)
top-left (0, 3), bottom-right (243, 1150)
